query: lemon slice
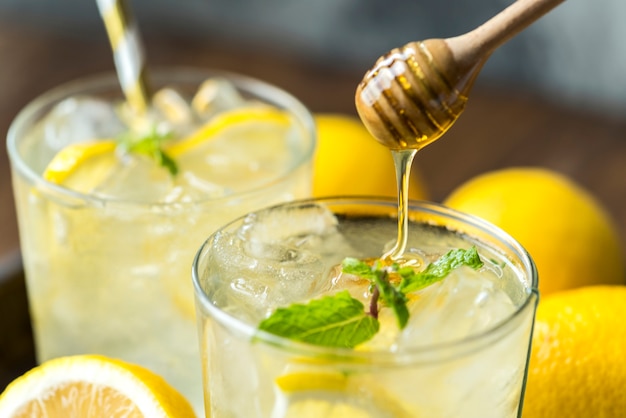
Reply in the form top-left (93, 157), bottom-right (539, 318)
top-left (0, 355), bottom-right (196, 418)
top-left (276, 370), bottom-right (350, 393)
top-left (43, 140), bottom-right (117, 191)
top-left (42, 106), bottom-right (290, 192)
top-left (274, 370), bottom-right (415, 418)
top-left (166, 105), bottom-right (290, 158)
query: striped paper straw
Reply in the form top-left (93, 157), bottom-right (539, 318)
top-left (96, 0), bottom-right (151, 113)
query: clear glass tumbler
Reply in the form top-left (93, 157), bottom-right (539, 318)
top-left (193, 197), bottom-right (539, 418)
top-left (7, 68), bottom-right (316, 415)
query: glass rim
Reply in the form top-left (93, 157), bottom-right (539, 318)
top-left (192, 196), bottom-right (539, 364)
top-left (6, 67), bottom-right (317, 208)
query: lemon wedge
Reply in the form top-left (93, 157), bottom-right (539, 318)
top-left (0, 355), bottom-right (196, 418)
top-left (273, 369), bottom-right (415, 418)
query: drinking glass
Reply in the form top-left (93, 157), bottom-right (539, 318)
top-left (7, 68), bottom-right (316, 414)
top-left (193, 197), bottom-right (538, 417)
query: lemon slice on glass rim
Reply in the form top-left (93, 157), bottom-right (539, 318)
top-left (0, 355), bottom-right (196, 418)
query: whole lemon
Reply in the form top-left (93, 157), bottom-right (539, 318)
top-left (443, 167), bottom-right (625, 296)
top-left (523, 285), bottom-right (626, 417)
top-left (313, 114), bottom-right (428, 200)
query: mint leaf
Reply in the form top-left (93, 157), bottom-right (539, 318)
top-left (342, 257), bottom-right (378, 279)
top-left (257, 290), bottom-right (379, 348)
top-left (373, 274), bottom-right (409, 329)
top-left (399, 246), bottom-right (483, 293)
top-left (155, 149), bottom-right (179, 176)
top-left (343, 258), bottom-right (409, 329)
top-left (118, 127), bottom-right (179, 176)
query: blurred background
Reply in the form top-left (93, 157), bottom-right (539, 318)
top-left (1, 0), bottom-right (625, 389)
top-left (1, 0), bottom-right (626, 114)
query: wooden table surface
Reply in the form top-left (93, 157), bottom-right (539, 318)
top-left (1, 24), bottom-right (626, 389)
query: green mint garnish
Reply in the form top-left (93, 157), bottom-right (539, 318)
top-left (399, 246), bottom-right (483, 293)
top-left (258, 247), bottom-right (483, 349)
top-left (257, 290), bottom-right (379, 348)
top-left (118, 127), bottom-right (179, 176)
top-left (342, 258), bottom-right (409, 329)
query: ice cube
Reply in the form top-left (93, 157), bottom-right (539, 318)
top-left (153, 87), bottom-right (194, 126)
top-left (238, 203), bottom-right (340, 252)
top-left (115, 89), bottom-right (195, 141)
top-left (205, 204), bottom-right (375, 322)
top-left (244, 204), bottom-right (371, 288)
top-left (318, 265), bottom-right (372, 306)
top-left (393, 267), bottom-right (516, 349)
top-left (172, 171), bottom-right (229, 200)
top-left (191, 78), bottom-right (246, 119)
top-left (210, 230), bottom-right (327, 320)
top-left (91, 154), bottom-right (173, 202)
top-left (42, 96), bottom-right (126, 152)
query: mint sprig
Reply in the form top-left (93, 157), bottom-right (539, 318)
top-left (258, 247), bottom-right (483, 349)
top-left (257, 290), bottom-right (379, 348)
top-left (398, 246), bottom-right (483, 293)
top-left (342, 258), bottom-right (409, 329)
top-left (118, 127), bottom-right (178, 176)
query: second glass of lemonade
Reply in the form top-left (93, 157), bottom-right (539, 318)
top-left (193, 197), bottom-right (539, 417)
top-left (7, 68), bottom-right (316, 414)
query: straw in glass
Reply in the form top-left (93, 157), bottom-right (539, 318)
top-left (95, 0), bottom-right (151, 113)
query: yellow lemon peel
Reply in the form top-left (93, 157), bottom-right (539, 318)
top-left (523, 286), bottom-right (626, 417)
top-left (0, 354), bottom-right (196, 418)
top-left (43, 140), bottom-right (117, 187)
top-left (166, 106), bottom-right (290, 157)
top-left (444, 167), bottom-right (625, 295)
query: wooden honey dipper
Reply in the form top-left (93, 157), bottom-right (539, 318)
top-left (355, 0), bottom-right (566, 151)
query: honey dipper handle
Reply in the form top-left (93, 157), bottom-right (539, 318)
top-left (449, 0), bottom-right (566, 66)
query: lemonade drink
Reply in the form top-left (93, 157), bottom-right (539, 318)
top-left (7, 69), bottom-right (316, 414)
top-left (193, 197), bottom-right (538, 417)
